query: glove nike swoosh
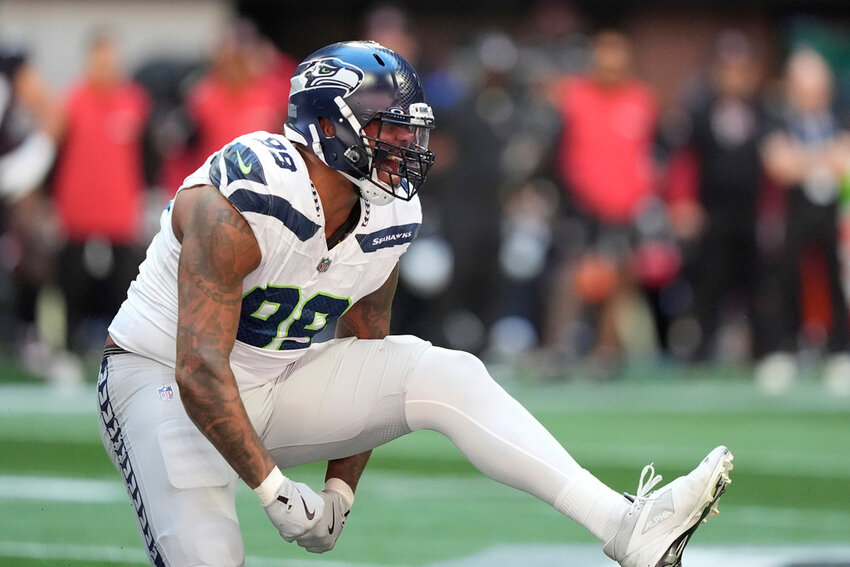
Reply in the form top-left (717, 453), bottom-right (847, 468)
top-left (300, 495), bottom-right (316, 520)
top-left (328, 505), bottom-right (336, 535)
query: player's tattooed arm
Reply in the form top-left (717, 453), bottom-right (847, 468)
top-left (173, 184), bottom-right (274, 489)
top-left (335, 263), bottom-right (399, 340)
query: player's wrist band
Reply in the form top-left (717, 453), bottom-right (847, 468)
top-left (254, 466), bottom-right (286, 506)
top-left (325, 477), bottom-right (355, 506)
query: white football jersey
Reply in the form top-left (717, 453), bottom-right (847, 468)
top-left (109, 132), bottom-right (421, 383)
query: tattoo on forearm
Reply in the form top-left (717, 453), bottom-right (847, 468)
top-left (177, 356), bottom-right (275, 486)
top-left (326, 451), bottom-right (372, 491)
top-left (188, 276), bottom-right (242, 305)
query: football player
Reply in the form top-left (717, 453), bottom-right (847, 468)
top-left (98, 40), bottom-right (732, 567)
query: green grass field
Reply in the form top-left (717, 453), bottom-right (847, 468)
top-left (1, 360), bottom-right (849, 566)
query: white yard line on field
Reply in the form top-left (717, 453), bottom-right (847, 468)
top-left (0, 541), bottom-right (147, 564)
top-left (0, 475), bottom-right (126, 502)
top-left (0, 384), bottom-right (94, 415)
top-left (6, 473), bottom-right (850, 536)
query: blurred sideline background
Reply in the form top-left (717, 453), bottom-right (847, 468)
top-left (1, 0), bottom-right (849, 565)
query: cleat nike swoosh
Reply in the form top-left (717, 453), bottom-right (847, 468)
top-left (328, 505), bottom-right (336, 534)
top-left (300, 495), bottom-right (316, 520)
top-left (236, 150), bottom-right (252, 174)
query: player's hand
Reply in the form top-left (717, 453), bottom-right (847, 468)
top-left (296, 478), bottom-right (354, 553)
top-left (255, 467), bottom-right (324, 542)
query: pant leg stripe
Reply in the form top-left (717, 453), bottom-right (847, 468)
top-left (98, 360), bottom-right (167, 567)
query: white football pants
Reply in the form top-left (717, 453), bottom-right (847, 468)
top-left (98, 335), bottom-right (607, 567)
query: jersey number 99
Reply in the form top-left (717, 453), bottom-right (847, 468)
top-left (237, 285), bottom-right (351, 349)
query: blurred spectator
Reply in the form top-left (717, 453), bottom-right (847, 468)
top-left (515, 0), bottom-right (590, 88)
top-left (132, 56), bottom-right (200, 200)
top-left (361, 3), bottom-right (420, 64)
top-left (759, 46), bottom-right (850, 395)
top-left (160, 19), bottom-right (296, 189)
top-left (51, 30), bottom-right (150, 365)
top-left (488, 2), bottom-right (591, 360)
top-left (492, 178), bottom-right (559, 360)
top-left (665, 29), bottom-right (768, 364)
top-left (0, 40), bottom-right (62, 370)
top-left (0, 43), bottom-right (61, 200)
top-left (545, 29), bottom-right (663, 374)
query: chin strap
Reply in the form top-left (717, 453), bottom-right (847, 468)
top-left (340, 170), bottom-right (395, 206)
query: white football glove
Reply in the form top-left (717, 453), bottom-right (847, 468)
top-left (296, 478), bottom-right (354, 553)
top-left (254, 467), bottom-right (324, 542)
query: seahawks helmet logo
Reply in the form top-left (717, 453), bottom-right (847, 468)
top-left (290, 58), bottom-right (365, 97)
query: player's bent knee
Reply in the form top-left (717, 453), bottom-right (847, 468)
top-left (417, 346), bottom-right (491, 384)
top-left (406, 346), bottom-right (498, 410)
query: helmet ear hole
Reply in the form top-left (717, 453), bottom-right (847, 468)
top-left (318, 118), bottom-right (336, 137)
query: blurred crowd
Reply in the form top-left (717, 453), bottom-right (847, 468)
top-left (2, 1), bottom-right (850, 395)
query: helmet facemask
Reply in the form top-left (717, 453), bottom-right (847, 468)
top-left (338, 101), bottom-right (435, 205)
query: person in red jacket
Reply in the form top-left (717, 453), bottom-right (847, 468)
top-left (546, 30), bottom-right (662, 373)
top-left (159, 20), bottom-right (297, 190)
top-left (52, 30), bottom-right (150, 357)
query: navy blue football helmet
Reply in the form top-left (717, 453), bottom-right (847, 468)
top-left (284, 41), bottom-right (435, 205)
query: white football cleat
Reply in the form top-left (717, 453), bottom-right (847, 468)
top-left (603, 446), bottom-right (733, 567)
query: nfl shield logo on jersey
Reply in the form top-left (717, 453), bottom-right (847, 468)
top-left (316, 257), bottom-right (332, 272)
top-left (157, 385), bottom-right (174, 400)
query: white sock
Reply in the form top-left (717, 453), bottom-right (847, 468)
top-left (555, 468), bottom-right (629, 542)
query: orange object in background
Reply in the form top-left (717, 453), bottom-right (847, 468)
top-left (574, 253), bottom-right (617, 304)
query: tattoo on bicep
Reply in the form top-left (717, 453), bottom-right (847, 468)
top-left (184, 194), bottom-right (255, 297)
top-left (177, 190), bottom-right (254, 364)
top-left (216, 207), bottom-right (255, 237)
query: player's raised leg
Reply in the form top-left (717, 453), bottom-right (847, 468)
top-left (403, 344), bottom-right (733, 566)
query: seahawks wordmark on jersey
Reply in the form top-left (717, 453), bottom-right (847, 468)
top-left (109, 132), bottom-right (421, 383)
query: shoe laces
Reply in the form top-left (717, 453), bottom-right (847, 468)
top-left (635, 463), bottom-right (663, 499)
